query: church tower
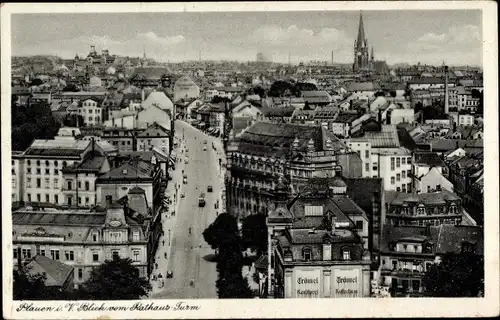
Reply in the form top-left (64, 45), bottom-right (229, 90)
top-left (353, 12), bottom-right (370, 72)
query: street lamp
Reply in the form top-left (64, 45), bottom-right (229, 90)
top-left (168, 229), bottom-right (171, 246)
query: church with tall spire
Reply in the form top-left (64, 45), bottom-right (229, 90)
top-left (353, 12), bottom-right (374, 72)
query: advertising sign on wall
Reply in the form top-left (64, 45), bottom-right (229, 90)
top-left (295, 269), bottom-right (321, 298)
top-left (333, 268), bottom-right (362, 297)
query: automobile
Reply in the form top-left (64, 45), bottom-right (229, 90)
top-left (198, 193), bottom-right (206, 207)
top-left (203, 140), bottom-right (207, 144)
top-left (167, 270), bottom-right (173, 278)
top-left (203, 146), bottom-right (207, 151)
top-left (181, 192), bottom-right (185, 198)
top-left (207, 185), bottom-right (213, 192)
top-left (183, 177), bottom-right (188, 185)
top-left (185, 157), bottom-right (189, 164)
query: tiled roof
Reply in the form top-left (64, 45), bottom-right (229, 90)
top-left (347, 82), bottom-right (379, 92)
top-left (289, 229), bottom-right (328, 244)
top-left (380, 225), bottom-right (430, 253)
top-left (334, 112), bottom-right (359, 124)
top-left (387, 189), bottom-right (460, 206)
top-left (26, 255), bottom-right (73, 287)
top-left (237, 121), bottom-right (345, 153)
top-left (13, 212), bottom-right (106, 226)
top-left (397, 128), bottom-right (418, 150)
top-left (63, 153), bottom-right (106, 172)
top-left (429, 139), bottom-right (483, 152)
top-left (408, 77), bottom-right (445, 84)
top-left (132, 66), bottom-right (170, 79)
top-left (414, 151), bottom-right (444, 167)
top-left (301, 91), bottom-right (329, 97)
top-left (357, 124), bottom-right (400, 148)
top-left (137, 123), bottom-right (170, 138)
top-left (24, 139), bottom-right (89, 158)
top-left (434, 224), bottom-right (483, 254)
top-left (262, 106), bottom-right (295, 117)
top-left (97, 160), bottom-right (155, 182)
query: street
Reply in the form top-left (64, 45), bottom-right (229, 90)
top-left (150, 120), bottom-right (224, 299)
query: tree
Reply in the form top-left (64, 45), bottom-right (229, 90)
top-left (80, 256), bottom-right (151, 300)
top-left (29, 78), bottom-right (44, 87)
top-left (241, 215), bottom-right (268, 255)
top-left (252, 86), bottom-right (266, 98)
top-left (268, 80), bottom-right (293, 97)
top-left (389, 90), bottom-right (397, 98)
top-left (211, 95), bottom-right (231, 104)
top-left (13, 266), bottom-right (49, 300)
top-left (203, 213), bottom-right (241, 251)
top-left (374, 91), bottom-right (386, 97)
top-left (423, 253), bottom-right (484, 297)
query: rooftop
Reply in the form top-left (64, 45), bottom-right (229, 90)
top-left (26, 255), bottom-right (73, 287)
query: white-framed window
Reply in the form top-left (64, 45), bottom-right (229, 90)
top-left (391, 177), bottom-right (395, 185)
top-left (45, 178), bottom-right (50, 189)
top-left (54, 178), bottom-right (59, 188)
top-left (27, 178), bottom-right (32, 188)
top-left (92, 251), bottom-right (99, 262)
top-left (110, 232), bottom-right (122, 243)
top-left (112, 250), bottom-right (120, 260)
top-left (50, 249), bottom-right (60, 260)
top-left (342, 249), bottom-right (351, 260)
top-left (133, 231), bottom-right (139, 242)
top-left (12, 178), bottom-right (16, 189)
top-left (133, 250), bottom-right (140, 261)
top-left (22, 248), bottom-right (32, 259)
top-left (77, 268), bottom-right (83, 279)
top-left (302, 247), bottom-right (312, 261)
top-left (65, 250), bottom-right (75, 261)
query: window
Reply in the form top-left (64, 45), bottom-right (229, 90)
top-left (85, 197), bottom-right (90, 204)
top-left (65, 250), bottom-right (74, 261)
top-left (67, 180), bottom-right (72, 190)
top-left (402, 158), bottom-right (406, 165)
top-left (391, 177), bottom-right (395, 185)
top-left (92, 252), bottom-right (99, 262)
top-left (133, 250), bottom-right (140, 261)
top-left (407, 169), bottom-right (411, 177)
top-left (50, 249), bottom-right (60, 260)
top-left (365, 150), bottom-right (369, 158)
top-left (53, 195), bottom-right (58, 204)
top-left (365, 163), bottom-right (370, 171)
top-left (54, 161), bottom-right (58, 167)
top-left (356, 220), bottom-right (363, 230)
top-left (342, 249), bottom-right (351, 260)
top-left (12, 178), bottom-right (16, 189)
top-left (390, 157), bottom-right (395, 170)
top-left (396, 187), bottom-right (401, 192)
top-left (112, 250), bottom-right (120, 260)
top-left (133, 231), bottom-right (139, 242)
top-left (45, 168), bottom-right (50, 174)
top-left (62, 161), bottom-right (67, 168)
top-left (27, 160), bottom-right (31, 166)
top-left (27, 194), bottom-right (32, 202)
top-left (40, 249), bottom-right (46, 256)
top-left (407, 157), bottom-right (412, 164)
top-left (36, 160), bottom-right (40, 166)
top-left (54, 169), bottom-right (59, 175)
top-left (78, 181), bottom-right (82, 189)
top-left (26, 178), bottom-right (32, 188)
top-left (27, 167), bottom-right (32, 174)
top-left (402, 171), bottom-right (406, 179)
top-left (302, 248), bottom-right (312, 261)
top-left (13, 248), bottom-right (18, 259)
top-left (78, 197), bottom-right (82, 205)
top-left (45, 194), bottom-right (50, 202)
top-left (54, 178), bottom-right (59, 188)
top-left (22, 248), bottom-right (32, 259)
top-left (92, 233), bottom-right (98, 242)
top-left (36, 178), bottom-right (41, 188)
top-left (110, 232), bottom-right (122, 243)
top-left (402, 184), bottom-right (407, 192)
top-left (396, 157), bottom-right (401, 168)
top-left (85, 181), bottom-right (90, 191)
top-left (45, 178), bottom-right (50, 188)
top-left (397, 174), bottom-right (401, 182)
top-left (36, 194), bottom-right (41, 202)
top-left (77, 268), bottom-right (83, 279)
top-left (36, 168), bottom-right (41, 174)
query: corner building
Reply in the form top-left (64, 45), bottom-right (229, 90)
top-left (225, 122), bottom-right (359, 219)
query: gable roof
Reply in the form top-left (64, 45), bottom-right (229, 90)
top-left (26, 255), bottom-right (73, 287)
top-left (96, 160), bottom-right (155, 182)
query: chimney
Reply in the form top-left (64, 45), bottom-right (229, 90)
top-left (141, 88), bottom-right (145, 102)
top-left (378, 109), bottom-right (382, 124)
top-left (444, 66), bottom-right (449, 114)
top-left (349, 100), bottom-right (353, 110)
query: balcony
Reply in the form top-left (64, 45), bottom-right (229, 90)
top-left (380, 268), bottom-right (424, 277)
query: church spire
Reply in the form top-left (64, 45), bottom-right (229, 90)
top-left (371, 47), bottom-right (374, 61)
top-left (356, 12), bottom-right (366, 48)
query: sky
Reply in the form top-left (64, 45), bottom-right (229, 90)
top-left (11, 10), bottom-right (483, 66)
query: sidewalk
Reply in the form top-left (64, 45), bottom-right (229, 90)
top-left (149, 140), bottom-right (186, 294)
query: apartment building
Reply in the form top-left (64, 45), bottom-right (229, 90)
top-left (12, 203), bottom-right (149, 287)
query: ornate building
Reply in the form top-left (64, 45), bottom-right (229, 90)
top-left (353, 13), bottom-right (373, 72)
top-left (225, 122), bottom-right (364, 219)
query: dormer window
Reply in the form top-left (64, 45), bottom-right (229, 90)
top-left (342, 248), bottom-right (351, 260)
top-left (92, 233), bottom-right (98, 242)
top-left (302, 247), bottom-right (312, 261)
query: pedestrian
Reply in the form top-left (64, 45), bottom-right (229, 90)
top-left (155, 262), bottom-right (158, 269)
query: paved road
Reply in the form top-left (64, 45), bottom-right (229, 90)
top-left (151, 120), bottom-right (224, 299)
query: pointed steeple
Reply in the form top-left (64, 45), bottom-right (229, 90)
top-left (356, 12), bottom-right (366, 48)
top-left (371, 47), bottom-right (374, 61)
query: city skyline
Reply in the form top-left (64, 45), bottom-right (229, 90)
top-left (12, 10), bottom-right (482, 66)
